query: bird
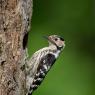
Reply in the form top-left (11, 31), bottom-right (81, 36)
top-left (26, 35), bottom-right (65, 95)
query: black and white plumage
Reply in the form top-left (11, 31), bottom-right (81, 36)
top-left (26, 35), bottom-right (65, 95)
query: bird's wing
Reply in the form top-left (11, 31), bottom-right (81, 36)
top-left (26, 48), bottom-right (57, 95)
top-left (29, 53), bottom-right (56, 93)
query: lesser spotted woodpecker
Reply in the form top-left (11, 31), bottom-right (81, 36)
top-left (26, 35), bottom-right (65, 95)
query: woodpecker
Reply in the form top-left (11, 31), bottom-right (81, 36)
top-left (26, 35), bottom-right (65, 95)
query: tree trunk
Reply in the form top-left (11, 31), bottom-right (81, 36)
top-left (0, 0), bottom-right (33, 95)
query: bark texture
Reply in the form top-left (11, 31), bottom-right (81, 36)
top-left (0, 0), bottom-right (33, 95)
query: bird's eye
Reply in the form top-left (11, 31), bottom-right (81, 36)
top-left (55, 38), bottom-right (58, 41)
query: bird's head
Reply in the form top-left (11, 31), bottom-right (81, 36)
top-left (44, 35), bottom-right (65, 50)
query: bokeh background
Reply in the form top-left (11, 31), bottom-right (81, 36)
top-left (28, 0), bottom-right (95, 95)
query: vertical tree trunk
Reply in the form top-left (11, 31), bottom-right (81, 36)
top-left (0, 0), bottom-right (33, 95)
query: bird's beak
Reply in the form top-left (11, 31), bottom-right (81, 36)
top-left (43, 36), bottom-right (53, 43)
top-left (43, 36), bottom-right (48, 40)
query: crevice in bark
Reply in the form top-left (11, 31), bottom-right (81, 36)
top-left (0, 61), bottom-right (6, 66)
top-left (23, 32), bottom-right (29, 50)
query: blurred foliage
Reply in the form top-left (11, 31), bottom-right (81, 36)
top-left (28, 0), bottom-right (95, 95)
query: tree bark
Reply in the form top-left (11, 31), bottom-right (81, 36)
top-left (0, 0), bottom-right (33, 95)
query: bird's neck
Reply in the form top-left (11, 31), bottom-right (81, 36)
top-left (48, 45), bottom-right (61, 58)
top-left (49, 44), bottom-right (57, 50)
top-left (48, 44), bottom-right (61, 53)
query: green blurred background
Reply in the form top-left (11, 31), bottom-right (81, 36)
top-left (28, 0), bottom-right (95, 95)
